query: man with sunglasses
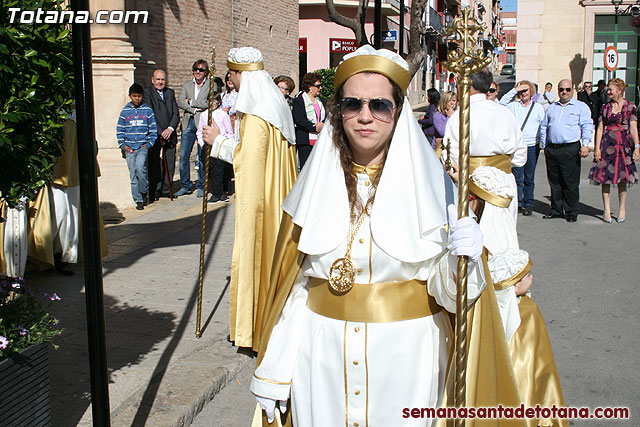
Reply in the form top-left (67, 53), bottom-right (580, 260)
top-left (577, 81), bottom-right (595, 124)
top-left (539, 79), bottom-right (594, 222)
top-left (175, 59), bottom-right (210, 197)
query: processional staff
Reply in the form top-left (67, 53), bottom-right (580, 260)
top-left (442, 9), bottom-right (492, 427)
top-left (196, 47), bottom-right (216, 338)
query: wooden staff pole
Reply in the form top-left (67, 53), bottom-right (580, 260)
top-left (196, 47), bottom-right (216, 338)
top-left (443, 9), bottom-right (491, 426)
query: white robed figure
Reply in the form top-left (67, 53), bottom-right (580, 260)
top-left (251, 46), bottom-right (524, 427)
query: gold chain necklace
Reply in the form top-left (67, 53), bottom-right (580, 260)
top-left (329, 198), bottom-right (374, 293)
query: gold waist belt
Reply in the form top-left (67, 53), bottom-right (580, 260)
top-left (307, 277), bottom-right (442, 323)
top-left (469, 154), bottom-right (512, 175)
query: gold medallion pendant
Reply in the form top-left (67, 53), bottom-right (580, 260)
top-left (328, 198), bottom-right (373, 294)
top-left (329, 257), bottom-right (356, 293)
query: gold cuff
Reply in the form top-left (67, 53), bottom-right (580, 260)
top-left (494, 259), bottom-right (533, 291)
top-left (227, 60), bottom-right (264, 71)
top-left (334, 55), bottom-right (410, 93)
top-left (469, 181), bottom-right (512, 208)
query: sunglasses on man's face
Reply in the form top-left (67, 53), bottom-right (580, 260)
top-left (339, 97), bottom-right (396, 122)
top-left (193, 67), bottom-right (206, 73)
top-left (488, 88), bottom-right (497, 93)
top-left (558, 88), bottom-right (572, 93)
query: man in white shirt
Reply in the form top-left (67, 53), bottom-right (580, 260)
top-left (444, 68), bottom-right (526, 225)
top-left (537, 81), bottom-right (556, 111)
top-left (499, 80), bottom-right (546, 216)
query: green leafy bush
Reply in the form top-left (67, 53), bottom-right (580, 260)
top-left (315, 67), bottom-right (336, 101)
top-left (0, 0), bottom-right (74, 208)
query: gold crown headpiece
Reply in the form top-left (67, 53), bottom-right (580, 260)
top-left (227, 60), bottom-right (264, 71)
top-left (334, 54), bottom-right (410, 93)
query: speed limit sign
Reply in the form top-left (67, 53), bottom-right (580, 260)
top-left (604, 46), bottom-right (619, 72)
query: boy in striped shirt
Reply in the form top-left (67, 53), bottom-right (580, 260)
top-left (117, 83), bottom-right (157, 210)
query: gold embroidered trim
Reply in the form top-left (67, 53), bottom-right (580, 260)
top-left (226, 60), bottom-right (264, 71)
top-left (252, 374), bottom-right (291, 385)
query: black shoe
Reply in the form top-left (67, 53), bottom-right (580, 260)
top-left (136, 202), bottom-right (144, 210)
top-left (566, 215), bottom-right (577, 223)
top-left (142, 193), bottom-right (149, 206)
top-left (220, 194), bottom-right (230, 202)
top-left (518, 206), bottom-right (523, 214)
top-left (542, 213), bottom-right (563, 219)
top-left (54, 253), bottom-right (74, 276)
top-left (208, 195), bottom-right (220, 203)
top-left (522, 206), bottom-right (533, 216)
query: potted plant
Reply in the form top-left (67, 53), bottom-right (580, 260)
top-left (0, 278), bottom-right (63, 426)
top-left (631, 16), bottom-right (640, 35)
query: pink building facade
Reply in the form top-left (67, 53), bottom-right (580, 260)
top-left (498, 11), bottom-right (516, 69)
top-left (298, 0), bottom-right (453, 103)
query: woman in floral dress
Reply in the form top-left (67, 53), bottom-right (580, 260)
top-left (588, 78), bottom-right (640, 223)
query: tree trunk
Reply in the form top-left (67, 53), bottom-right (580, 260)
top-left (325, 0), bottom-right (369, 47)
top-left (324, 0), bottom-right (431, 79)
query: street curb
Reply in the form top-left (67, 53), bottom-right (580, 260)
top-left (110, 338), bottom-right (255, 426)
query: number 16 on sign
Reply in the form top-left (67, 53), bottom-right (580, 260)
top-left (604, 46), bottom-right (618, 80)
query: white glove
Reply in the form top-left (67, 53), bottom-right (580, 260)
top-left (255, 395), bottom-right (288, 423)
top-left (447, 204), bottom-right (483, 263)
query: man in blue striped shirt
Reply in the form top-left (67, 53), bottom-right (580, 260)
top-left (117, 83), bottom-right (158, 210)
top-left (539, 79), bottom-right (594, 222)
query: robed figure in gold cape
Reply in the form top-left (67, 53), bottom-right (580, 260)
top-left (249, 46), bottom-right (526, 427)
top-left (203, 47), bottom-right (297, 350)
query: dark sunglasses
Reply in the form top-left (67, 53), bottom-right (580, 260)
top-left (558, 87), bottom-right (572, 92)
top-left (193, 67), bottom-right (206, 73)
top-left (339, 97), bottom-right (396, 122)
top-left (488, 88), bottom-right (497, 93)
top-left (311, 84), bottom-right (322, 88)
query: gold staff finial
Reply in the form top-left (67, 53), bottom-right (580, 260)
top-left (443, 138), bottom-right (452, 172)
top-left (196, 46), bottom-right (217, 338)
top-left (442, 9), bottom-right (492, 427)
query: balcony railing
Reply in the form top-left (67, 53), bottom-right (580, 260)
top-left (425, 6), bottom-right (444, 35)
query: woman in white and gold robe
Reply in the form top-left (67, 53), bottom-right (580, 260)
top-left (251, 46), bottom-right (525, 427)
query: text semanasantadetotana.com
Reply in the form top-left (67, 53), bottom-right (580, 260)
top-left (402, 404), bottom-right (630, 420)
top-left (8, 8), bottom-right (148, 25)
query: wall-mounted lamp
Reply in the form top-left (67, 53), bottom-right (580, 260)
top-left (612, 0), bottom-right (640, 16)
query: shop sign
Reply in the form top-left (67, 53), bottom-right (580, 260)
top-left (383, 30), bottom-right (398, 42)
top-left (299, 38), bottom-right (307, 53)
top-left (330, 38), bottom-right (358, 53)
